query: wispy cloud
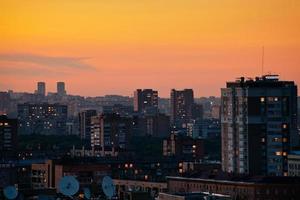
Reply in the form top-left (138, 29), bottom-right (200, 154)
top-left (0, 53), bottom-right (94, 70)
top-left (0, 66), bottom-right (69, 77)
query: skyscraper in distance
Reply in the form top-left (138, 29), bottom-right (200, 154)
top-left (170, 89), bottom-right (194, 128)
top-left (134, 89), bottom-right (158, 113)
top-left (57, 82), bottom-right (66, 96)
top-left (36, 82), bottom-right (46, 96)
top-left (221, 75), bottom-right (298, 176)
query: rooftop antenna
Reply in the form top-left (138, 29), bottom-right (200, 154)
top-left (261, 46), bottom-right (265, 76)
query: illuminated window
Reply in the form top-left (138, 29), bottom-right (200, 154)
top-left (282, 124), bottom-right (288, 129)
top-left (260, 97), bottom-right (265, 102)
top-left (274, 97), bottom-right (278, 101)
top-left (273, 138), bottom-right (280, 142)
top-left (283, 152), bottom-right (287, 156)
top-left (283, 138), bottom-right (288, 142)
top-left (192, 145), bottom-right (196, 149)
top-left (275, 152), bottom-right (282, 156)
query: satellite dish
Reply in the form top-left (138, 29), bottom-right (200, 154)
top-left (83, 188), bottom-right (91, 199)
top-left (3, 186), bottom-right (18, 200)
top-left (101, 176), bottom-right (115, 199)
top-left (58, 176), bottom-right (79, 196)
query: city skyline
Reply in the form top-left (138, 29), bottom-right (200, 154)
top-left (1, 74), bottom-right (299, 98)
top-left (1, 0), bottom-right (300, 97)
top-left (1, 1), bottom-right (300, 199)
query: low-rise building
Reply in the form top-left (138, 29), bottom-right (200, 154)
top-left (114, 179), bottom-right (167, 199)
top-left (31, 159), bottom-right (111, 191)
top-left (166, 176), bottom-right (300, 200)
top-left (31, 160), bottom-right (55, 189)
top-left (288, 151), bottom-right (300, 177)
top-left (158, 192), bottom-right (230, 200)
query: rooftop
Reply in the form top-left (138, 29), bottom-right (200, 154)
top-left (167, 175), bottom-right (300, 185)
top-left (226, 75), bottom-right (296, 88)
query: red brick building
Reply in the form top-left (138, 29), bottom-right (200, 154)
top-left (31, 160), bottom-right (111, 190)
top-left (166, 176), bottom-right (300, 200)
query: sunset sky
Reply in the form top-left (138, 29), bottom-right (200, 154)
top-left (1, 0), bottom-right (300, 97)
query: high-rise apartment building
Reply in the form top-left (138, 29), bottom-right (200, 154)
top-left (90, 114), bottom-right (132, 156)
top-left (134, 89), bottom-right (158, 113)
top-left (0, 115), bottom-right (18, 158)
top-left (221, 75), bottom-right (298, 176)
top-left (18, 103), bottom-right (68, 135)
top-left (297, 97), bottom-right (300, 128)
top-left (0, 92), bottom-right (11, 115)
top-left (136, 113), bottom-right (170, 138)
top-left (36, 82), bottom-right (46, 96)
top-left (170, 89), bottom-right (194, 127)
top-left (78, 110), bottom-right (97, 140)
top-left (57, 82), bottom-right (66, 96)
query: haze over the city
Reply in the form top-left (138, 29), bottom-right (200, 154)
top-left (1, 0), bottom-right (300, 97)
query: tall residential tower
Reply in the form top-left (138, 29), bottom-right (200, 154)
top-left (36, 82), bottom-right (46, 96)
top-left (170, 89), bottom-right (194, 128)
top-left (134, 89), bottom-right (158, 113)
top-left (221, 75), bottom-right (298, 176)
top-left (57, 82), bottom-right (66, 96)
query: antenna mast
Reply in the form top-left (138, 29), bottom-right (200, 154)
top-left (261, 46), bottom-right (264, 76)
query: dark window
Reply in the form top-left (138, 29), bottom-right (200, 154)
top-left (248, 97), bottom-right (262, 116)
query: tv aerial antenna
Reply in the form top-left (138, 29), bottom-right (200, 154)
top-left (101, 176), bottom-right (116, 199)
top-left (3, 185), bottom-right (18, 200)
top-left (261, 46), bottom-right (265, 76)
top-left (58, 176), bottom-right (79, 198)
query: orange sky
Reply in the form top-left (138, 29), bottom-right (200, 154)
top-left (1, 0), bottom-right (300, 97)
